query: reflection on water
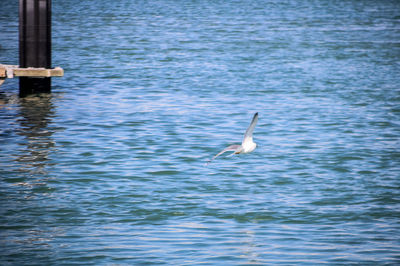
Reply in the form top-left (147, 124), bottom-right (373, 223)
top-left (0, 93), bottom-right (59, 264)
top-left (16, 94), bottom-right (56, 176)
top-left (0, 92), bottom-right (58, 189)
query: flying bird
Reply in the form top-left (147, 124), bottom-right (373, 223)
top-left (207, 112), bottom-right (258, 164)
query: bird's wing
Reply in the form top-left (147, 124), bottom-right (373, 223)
top-left (242, 112), bottom-right (258, 144)
top-left (207, 144), bottom-right (242, 164)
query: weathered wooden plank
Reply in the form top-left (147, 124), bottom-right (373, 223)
top-left (13, 67), bottom-right (64, 77)
top-left (0, 67), bottom-right (5, 78)
top-left (0, 65), bottom-right (63, 79)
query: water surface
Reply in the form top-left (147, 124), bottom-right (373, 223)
top-left (1, 0), bottom-right (400, 264)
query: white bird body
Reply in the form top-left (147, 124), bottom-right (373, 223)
top-left (207, 112), bottom-right (258, 164)
top-left (242, 138), bottom-right (256, 153)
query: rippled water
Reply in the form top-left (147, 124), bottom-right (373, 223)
top-left (1, 0), bottom-right (400, 264)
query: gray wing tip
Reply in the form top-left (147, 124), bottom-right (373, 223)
top-left (252, 112), bottom-right (258, 122)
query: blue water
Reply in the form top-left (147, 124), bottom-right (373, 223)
top-left (1, 0), bottom-right (400, 264)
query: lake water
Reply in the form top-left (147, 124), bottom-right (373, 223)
top-left (1, 0), bottom-right (400, 264)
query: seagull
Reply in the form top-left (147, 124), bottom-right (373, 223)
top-left (207, 112), bottom-right (258, 164)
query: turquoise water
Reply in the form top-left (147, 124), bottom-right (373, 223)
top-left (1, 0), bottom-right (400, 264)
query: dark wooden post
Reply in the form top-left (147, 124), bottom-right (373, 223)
top-left (19, 0), bottom-right (52, 96)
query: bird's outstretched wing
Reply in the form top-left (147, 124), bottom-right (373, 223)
top-left (206, 144), bottom-right (242, 165)
top-left (242, 112), bottom-right (258, 144)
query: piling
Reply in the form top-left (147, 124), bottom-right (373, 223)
top-left (19, 0), bottom-right (52, 96)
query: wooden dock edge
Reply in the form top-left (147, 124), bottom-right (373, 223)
top-left (0, 64), bottom-right (64, 86)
